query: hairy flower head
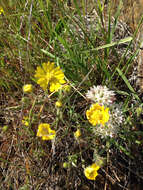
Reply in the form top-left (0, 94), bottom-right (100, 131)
top-left (86, 85), bottom-right (115, 105)
top-left (37, 123), bottom-right (56, 140)
top-left (86, 103), bottom-right (109, 126)
top-left (35, 62), bottom-right (66, 92)
top-left (92, 103), bottom-right (124, 138)
top-left (84, 163), bottom-right (100, 180)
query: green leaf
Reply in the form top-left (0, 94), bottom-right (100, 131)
top-left (41, 49), bottom-right (57, 59)
top-left (84, 37), bottom-right (133, 52)
top-left (116, 67), bottom-right (140, 101)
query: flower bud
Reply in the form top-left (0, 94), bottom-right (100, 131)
top-left (55, 100), bottom-right (62, 108)
top-left (74, 129), bottom-right (81, 139)
top-left (2, 125), bottom-right (8, 132)
top-left (23, 84), bottom-right (33, 93)
top-left (63, 162), bottom-right (70, 168)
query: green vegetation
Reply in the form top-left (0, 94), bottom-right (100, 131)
top-left (0, 0), bottom-right (143, 189)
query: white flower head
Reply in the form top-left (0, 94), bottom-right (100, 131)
top-left (86, 85), bottom-right (115, 106)
top-left (92, 103), bottom-right (124, 138)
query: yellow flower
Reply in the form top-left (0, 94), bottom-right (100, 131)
top-left (74, 129), bottom-right (81, 139)
top-left (86, 103), bottom-right (109, 126)
top-left (34, 62), bottom-right (66, 92)
top-left (84, 163), bottom-right (100, 180)
top-left (37, 123), bottom-right (56, 140)
top-left (0, 7), bottom-right (4, 15)
top-left (55, 100), bottom-right (62, 108)
top-left (23, 84), bottom-right (33, 93)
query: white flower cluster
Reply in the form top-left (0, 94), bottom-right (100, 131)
top-left (86, 86), bottom-right (124, 138)
top-left (86, 85), bottom-right (116, 106)
top-left (93, 103), bottom-right (124, 138)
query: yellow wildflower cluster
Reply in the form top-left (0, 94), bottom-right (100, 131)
top-left (84, 163), bottom-right (100, 180)
top-left (37, 123), bottom-right (56, 140)
top-left (35, 62), bottom-right (65, 92)
top-left (86, 103), bottom-right (109, 126)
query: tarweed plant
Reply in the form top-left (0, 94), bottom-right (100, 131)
top-left (1, 0), bottom-right (142, 189)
